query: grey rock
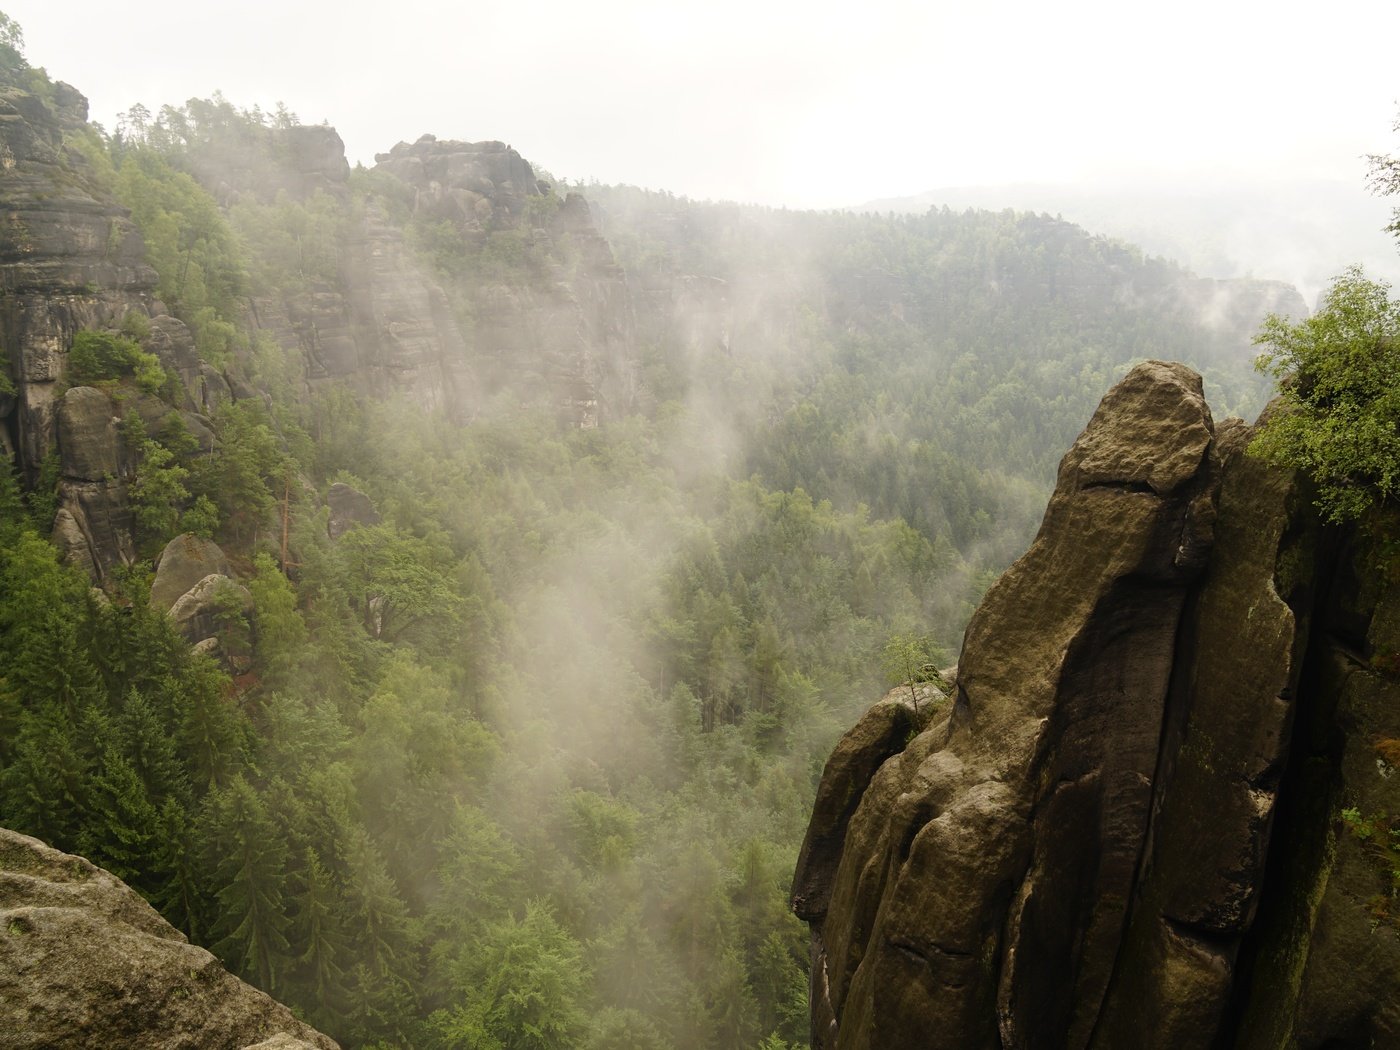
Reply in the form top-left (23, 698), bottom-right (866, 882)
top-left (57, 386), bottom-right (121, 482)
top-left (0, 827), bottom-right (337, 1049)
top-left (326, 481), bottom-right (380, 540)
top-left (57, 478), bottom-right (134, 581)
top-left (151, 534), bottom-right (232, 612)
top-left (198, 363), bottom-right (232, 413)
top-left (168, 573), bottom-right (251, 645)
top-left (796, 370), bottom-right (1400, 1050)
top-left (795, 362), bottom-right (1221, 1050)
top-left (50, 507), bottom-right (97, 580)
top-left (143, 315), bottom-right (201, 410)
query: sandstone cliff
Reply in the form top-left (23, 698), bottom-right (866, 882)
top-left (793, 361), bottom-right (1400, 1049)
top-left (0, 80), bottom-right (153, 579)
top-left (0, 827), bottom-right (337, 1049)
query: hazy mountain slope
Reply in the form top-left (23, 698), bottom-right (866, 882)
top-left (856, 179), bottom-right (1400, 304)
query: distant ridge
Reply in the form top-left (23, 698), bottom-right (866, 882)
top-left (853, 178), bottom-right (1400, 304)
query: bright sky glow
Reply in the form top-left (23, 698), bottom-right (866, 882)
top-left (9, 0), bottom-right (1399, 210)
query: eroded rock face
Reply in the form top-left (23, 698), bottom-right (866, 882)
top-left (0, 828), bottom-right (337, 1050)
top-left (369, 143), bottom-right (637, 425)
top-left (0, 82), bottom-right (157, 485)
top-left (793, 362), bottom-right (1400, 1050)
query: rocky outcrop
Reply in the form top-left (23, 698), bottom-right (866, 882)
top-left (168, 573), bottom-right (252, 647)
top-left (151, 533), bottom-right (233, 611)
top-left (0, 82), bottom-right (156, 476)
top-left (369, 143), bottom-right (637, 425)
top-left (793, 361), bottom-right (1400, 1049)
top-left (373, 136), bottom-right (541, 226)
top-left (0, 827), bottom-right (337, 1049)
top-left (56, 386), bottom-right (122, 481)
top-left (326, 481), bottom-right (379, 540)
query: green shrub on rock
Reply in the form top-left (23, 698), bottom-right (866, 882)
top-left (68, 330), bottom-right (167, 395)
top-left (1250, 267), bottom-right (1400, 523)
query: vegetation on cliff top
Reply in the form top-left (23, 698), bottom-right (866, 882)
top-left (1251, 130), bottom-right (1400, 524)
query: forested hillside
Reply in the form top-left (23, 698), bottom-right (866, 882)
top-left (0, 19), bottom-right (1302, 1048)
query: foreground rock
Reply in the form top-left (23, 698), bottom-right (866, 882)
top-left (0, 828), bottom-right (337, 1049)
top-left (793, 361), bottom-right (1400, 1049)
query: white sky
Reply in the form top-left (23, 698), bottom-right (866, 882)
top-left (8, 0), bottom-right (1400, 210)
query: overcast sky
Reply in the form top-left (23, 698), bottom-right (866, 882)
top-left (8, 0), bottom-right (1399, 212)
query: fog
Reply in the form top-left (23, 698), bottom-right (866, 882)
top-left (14, 0), bottom-right (1400, 215)
top-left (5, 4), bottom-right (1400, 1044)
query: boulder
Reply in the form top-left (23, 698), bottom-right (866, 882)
top-left (0, 827), bottom-right (337, 1049)
top-left (151, 534), bottom-right (232, 612)
top-left (326, 482), bottom-right (380, 540)
top-left (168, 573), bottom-right (251, 645)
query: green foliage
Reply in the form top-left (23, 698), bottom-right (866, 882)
top-left (1250, 267), bottom-right (1400, 522)
top-left (248, 553), bottom-right (306, 678)
top-left (431, 903), bottom-right (587, 1050)
top-left (180, 494), bottom-right (220, 538)
top-left (120, 310), bottom-right (153, 341)
top-left (1339, 806), bottom-right (1400, 927)
top-left (125, 418), bottom-right (192, 551)
top-left (228, 188), bottom-right (345, 297)
top-left (189, 401), bottom-right (289, 542)
top-left (1368, 111), bottom-right (1400, 245)
top-left (0, 9), bottom-right (24, 76)
top-left (25, 451), bottom-right (60, 530)
top-left (880, 632), bottom-right (939, 712)
top-left (112, 148), bottom-right (247, 362)
top-left (336, 523), bottom-right (461, 642)
top-left (68, 330), bottom-right (165, 393)
top-left (204, 774), bottom-right (292, 990)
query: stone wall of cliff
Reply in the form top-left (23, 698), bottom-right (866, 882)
top-left (792, 361), bottom-right (1400, 1049)
top-left (1, 80), bottom-right (155, 580)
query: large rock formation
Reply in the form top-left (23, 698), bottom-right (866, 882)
top-left (793, 361), bottom-right (1400, 1049)
top-left (371, 140), bottom-right (637, 425)
top-left (0, 827), bottom-right (337, 1049)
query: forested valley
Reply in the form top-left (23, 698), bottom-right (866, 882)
top-left (0, 20), bottom-right (1306, 1049)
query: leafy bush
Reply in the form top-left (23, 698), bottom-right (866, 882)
top-left (1250, 267), bottom-right (1400, 522)
top-left (67, 330), bottom-right (167, 394)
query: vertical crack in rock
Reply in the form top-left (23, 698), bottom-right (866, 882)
top-left (793, 361), bottom-right (1221, 1050)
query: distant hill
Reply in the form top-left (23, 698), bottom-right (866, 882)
top-left (855, 179), bottom-right (1400, 306)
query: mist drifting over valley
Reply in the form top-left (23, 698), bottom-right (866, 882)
top-left (2, 2), bottom-right (1400, 1048)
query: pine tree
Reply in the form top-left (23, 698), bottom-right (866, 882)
top-left (290, 848), bottom-right (349, 1016)
top-left (77, 744), bottom-right (163, 891)
top-left (204, 775), bottom-right (291, 991)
